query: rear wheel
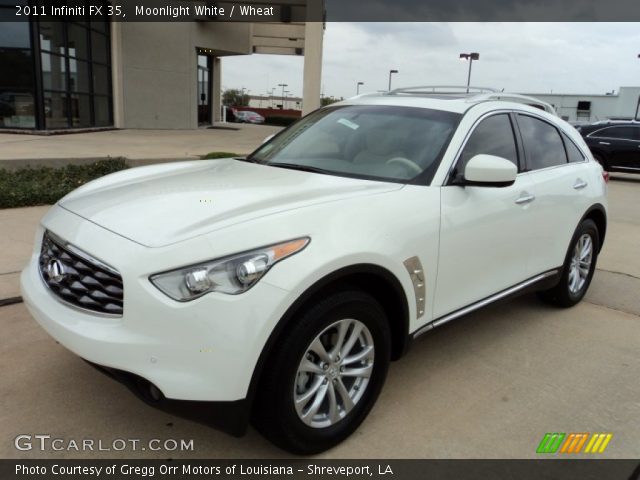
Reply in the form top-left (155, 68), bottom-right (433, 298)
top-left (537, 219), bottom-right (599, 308)
top-left (253, 290), bottom-right (390, 454)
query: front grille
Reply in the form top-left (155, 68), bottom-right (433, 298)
top-left (39, 231), bottom-right (123, 316)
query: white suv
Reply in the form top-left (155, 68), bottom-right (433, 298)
top-left (21, 88), bottom-right (608, 454)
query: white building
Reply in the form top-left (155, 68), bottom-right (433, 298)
top-left (248, 95), bottom-right (303, 110)
top-left (524, 87), bottom-right (640, 123)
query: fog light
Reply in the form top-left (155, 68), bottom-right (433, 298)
top-left (185, 268), bottom-right (211, 293)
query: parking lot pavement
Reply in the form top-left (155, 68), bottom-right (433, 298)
top-left (1, 175), bottom-right (639, 459)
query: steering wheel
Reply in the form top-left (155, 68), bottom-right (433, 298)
top-left (386, 157), bottom-right (422, 175)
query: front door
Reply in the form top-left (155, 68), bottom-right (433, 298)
top-left (434, 113), bottom-right (534, 318)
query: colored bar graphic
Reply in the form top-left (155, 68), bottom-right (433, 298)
top-left (585, 433), bottom-right (613, 453)
top-left (573, 433), bottom-right (589, 453)
top-left (536, 433), bottom-right (566, 453)
top-left (560, 433), bottom-right (589, 453)
top-left (538, 433), bottom-right (613, 454)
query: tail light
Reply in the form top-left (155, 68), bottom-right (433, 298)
top-left (602, 170), bottom-right (610, 183)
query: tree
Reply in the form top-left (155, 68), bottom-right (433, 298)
top-left (222, 89), bottom-right (249, 107)
top-left (321, 96), bottom-right (342, 107)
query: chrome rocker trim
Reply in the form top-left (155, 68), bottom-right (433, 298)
top-left (412, 269), bottom-right (560, 338)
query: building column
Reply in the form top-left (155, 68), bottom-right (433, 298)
top-left (302, 21), bottom-right (323, 115)
top-left (110, 22), bottom-right (125, 128)
top-left (212, 57), bottom-right (222, 122)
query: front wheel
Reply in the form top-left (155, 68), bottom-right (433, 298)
top-left (253, 290), bottom-right (390, 454)
top-left (537, 219), bottom-right (599, 308)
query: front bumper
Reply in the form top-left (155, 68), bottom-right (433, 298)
top-left (86, 361), bottom-right (250, 436)
top-left (20, 206), bottom-right (292, 407)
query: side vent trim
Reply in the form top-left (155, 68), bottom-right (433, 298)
top-left (403, 256), bottom-right (426, 319)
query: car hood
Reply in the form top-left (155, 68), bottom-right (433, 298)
top-left (59, 158), bottom-right (403, 247)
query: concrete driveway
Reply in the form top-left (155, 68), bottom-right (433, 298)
top-left (1, 175), bottom-right (639, 459)
top-left (0, 124), bottom-right (282, 170)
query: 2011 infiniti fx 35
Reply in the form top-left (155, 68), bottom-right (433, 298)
top-left (22, 87), bottom-right (608, 454)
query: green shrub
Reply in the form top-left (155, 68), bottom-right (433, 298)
top-left (264, 116), bottom-right (298, 127)
top-left (0, 158), bottom-right (128, 209)
top-left (200, 152), bottom-right (240, 159)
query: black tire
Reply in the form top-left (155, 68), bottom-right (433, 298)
top-left (252, 289), bottom-right (391, 454)
top-left (537, 219), bottom-right (599, 308)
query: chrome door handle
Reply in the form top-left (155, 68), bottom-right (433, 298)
top-left (573, 179), bottom-right (588, 190)
top-left (515, 193), bottom-right (535, 205)
top-left (599, 141), bottom-right (611, 146)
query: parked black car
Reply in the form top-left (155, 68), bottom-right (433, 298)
top-left (577, 120), bottom-right (640, 173)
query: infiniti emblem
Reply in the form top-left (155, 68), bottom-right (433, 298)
top-left (46, 259), bottom-right (67, 283)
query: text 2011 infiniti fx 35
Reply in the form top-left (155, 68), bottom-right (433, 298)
top-left (22, 90), bottom-right (608, 454)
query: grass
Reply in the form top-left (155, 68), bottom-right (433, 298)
top-left (0, 152), bottom-right (243, 209)
top-left (200, 151), bottom-right (241, 159)
top-left (0, 158), bottom-right (128, 209)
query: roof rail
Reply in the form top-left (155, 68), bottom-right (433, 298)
top-left (469, 93), bottom-right (557, 115)
top-left (388, 85), bottom-right (499, 95)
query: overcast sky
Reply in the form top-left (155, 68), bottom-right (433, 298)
top-left (221, 22), bottom-right (640, 100)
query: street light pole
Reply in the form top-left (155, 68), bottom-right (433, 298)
top-left (459, 52), bottom-right (480, 93)
top-left (357, 81), bottom-right (364, 95)
top-left (278, 83), bottom-right (288, 110)
top-left (388, 70), bottom-right (398, 91)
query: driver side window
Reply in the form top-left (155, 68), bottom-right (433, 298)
top-left (458, 114), bottom-right (519, 174)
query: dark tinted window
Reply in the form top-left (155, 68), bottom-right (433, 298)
top-left (592, 126), bottom-right (637, 140)
top-left (41, 53), bottom-right (67, 91)
top-left (0, 11), bottom-right (30, 48)
top-left (91, 31), bottom-right (108, 64)
top-left (563, 135), bottom-right (585, 163)
top-left (0, 8), bottom-right (35, 128)
top-left (67, 24), bottom-right (89, 59)
top-left (518, 115), bottom-right (567, 170)
top-left (39, 22), bottom-right (66, 55)
top-left (459, 114), bottom-right (518, 171)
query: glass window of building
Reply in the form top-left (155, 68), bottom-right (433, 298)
top-left (0, 2), bottom-right (112, 130)
top-left (0, 6), bottom-right (35, 128)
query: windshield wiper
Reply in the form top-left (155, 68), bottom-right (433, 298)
top-left (268, 163), bottom-right (331, 175)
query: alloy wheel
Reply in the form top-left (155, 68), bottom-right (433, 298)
top-left (293, 318), bottom-right (375, 429)
top-left (568, 233), bottom-right (593, 294)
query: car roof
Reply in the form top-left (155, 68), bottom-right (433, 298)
top-left (337, 86), bottom-right (557, 116)
top-left (579, 120), bottom-right (640, 133)
top-left (589, 119), bottom-right (639, 126)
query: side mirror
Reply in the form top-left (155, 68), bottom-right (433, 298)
top-left (462, 154), bottom-right (517, 187)
top-left (262, 134), bottom-right (275, 144)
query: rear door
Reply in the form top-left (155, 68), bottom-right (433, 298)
top-left (515, 113), bottom-right (591, 276)
top-left (589, 126), bottom-right (640, 170)
top-left (434, 113), bottom-right (535, 318)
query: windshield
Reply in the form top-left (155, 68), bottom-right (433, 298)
top-left (249, 105), bottom-right (461, 183)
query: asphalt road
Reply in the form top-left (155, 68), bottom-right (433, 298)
top-left (1, 175), bottom-right (639, 459)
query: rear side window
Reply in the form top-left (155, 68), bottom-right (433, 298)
top-left (517, 115), bottom-right (567, 170)
top-left (458, 114), bottom-right (519, 172)
top-left (563, 134), bottom-right (585, 163)
top-left (591, 126), bottom-right (638, 140)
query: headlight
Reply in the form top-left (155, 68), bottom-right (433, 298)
top-left (150, 237), bottom-right (310, 301)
